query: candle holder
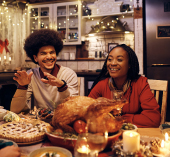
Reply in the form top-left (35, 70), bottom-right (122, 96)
top-left (2, 59), bottom-right (11, 72)
top-left (112, 140), bottom-right (153, 157)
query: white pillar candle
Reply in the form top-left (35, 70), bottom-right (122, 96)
top-left (123, 131), bottom-right (140, 152)
top-left (164, 133), bottom-right (170, 150)
top-left (160, 140), bottom-right (169, 155)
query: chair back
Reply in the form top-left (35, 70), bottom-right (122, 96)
top-left (148, 79), bottom-right (168, 124)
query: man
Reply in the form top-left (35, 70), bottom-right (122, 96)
top-left (10, 29), bottom-right (78, 113)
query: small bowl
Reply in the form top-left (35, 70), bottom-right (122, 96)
top-left (29, 146), bottom-right (72, 157)
top-left (0, 109), bottom-right (7, 121)
top-left (120, 123), bottom-right (138, 132)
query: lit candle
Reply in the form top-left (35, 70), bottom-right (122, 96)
top-left (123, 131), bottom-right (140, 152)
top-left (160, 140), bottom-right (169, 155)
top-left (77, 145), bottom-right (90, 154)
top-left (0, 57), bottom-right (1, 61)
top-left (164, 133), bottom-right (170, 150)
top-left (9, 57), bottom-right (11, 62)
top-left (76, 145), bottom-right (91, 157)
top-left (4, 56), bottom-right (6, 60)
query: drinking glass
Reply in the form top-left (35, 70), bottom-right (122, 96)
top-left (85, 116), bottom-right (108, 157)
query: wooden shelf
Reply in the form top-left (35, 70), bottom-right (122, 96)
top-left (82, 11), bottom-right (134, 19)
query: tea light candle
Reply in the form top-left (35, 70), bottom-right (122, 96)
top-left (77, 145), bottom-right (90, 154)
top-left (123, 131), bottom-right (140, 152)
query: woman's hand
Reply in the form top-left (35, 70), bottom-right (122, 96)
top-left (13, 70), bottom-right (33, 86)
top-left (41, 72), bottom-right (64, 87)
top-left (0, 145), bottom-right (21, 157)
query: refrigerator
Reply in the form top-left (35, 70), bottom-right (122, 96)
top-left (143, 0), bottom-right (170, 121)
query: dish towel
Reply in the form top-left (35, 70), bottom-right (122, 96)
top-left (0, 140), bottom-right (13, 149)
top-left (162, 124), bottom-right (170, 129)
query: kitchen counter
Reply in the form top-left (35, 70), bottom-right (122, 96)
top-left (0, 70), bottom-right (100, 85)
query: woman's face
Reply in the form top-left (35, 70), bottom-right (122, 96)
top-left (106, 47), bottom-right (129, 81)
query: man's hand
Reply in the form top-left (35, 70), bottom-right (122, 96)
top-left (0, 145), bottom-right (21, 157)
top-left (41, 72), bottom-right (64, 87)
top-left (13, 70), bottom-right (33, 86)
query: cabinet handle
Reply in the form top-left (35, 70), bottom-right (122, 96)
top-left (151, 64), bottom-right (170, 67)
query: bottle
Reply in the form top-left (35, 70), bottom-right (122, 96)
top-left (95, 51), bottom-right (98, 58)
top-left (99, 51), bottom-right (102, 58)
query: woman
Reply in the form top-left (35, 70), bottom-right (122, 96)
top-left (88, 44), bottom-right (161, 128)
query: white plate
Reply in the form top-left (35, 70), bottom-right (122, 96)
top-left (29, 146), bottom-right (72, 157)
top-left (0, 138), bottom-right (18, 147)
top-left (152, 153), bottom-right (164, 157)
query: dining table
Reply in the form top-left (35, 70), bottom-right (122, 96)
top-left (16, 127), bottom-right (165, 157)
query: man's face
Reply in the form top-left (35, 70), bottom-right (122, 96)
top-left (33, 45), bottom-right (57, 73)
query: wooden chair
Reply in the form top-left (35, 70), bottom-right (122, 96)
top-left (148, 79), bottom-right (168, 124)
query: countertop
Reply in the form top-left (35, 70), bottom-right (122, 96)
top-left (0, 70), bottom-right (100, 85)
top-left (0, 71), bottom-right (17, 85)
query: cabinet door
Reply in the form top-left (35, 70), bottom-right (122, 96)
top-left (28, 4), bottom-right (53, 34)
top-left (54, 1), bottom-right (81, 45)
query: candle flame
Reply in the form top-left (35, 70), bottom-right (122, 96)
top-left (82, 145), bottom-right (88, 152)
top-left (165, 133), bottom-right (169, 141)
top-left (130, 133), bottom-right (133, 137)
top-left (161, 140), bottom-right (165, 148)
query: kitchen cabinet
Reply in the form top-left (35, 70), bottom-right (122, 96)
top-left (28, 4), bottom-right (53, 33)
top-left (53, 1), bottom-right (81, 45)
top-left (28, 1), bottom-right (81, 45)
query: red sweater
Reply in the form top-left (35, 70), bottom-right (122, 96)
top-left (88, 76), bottom-right (161, 128)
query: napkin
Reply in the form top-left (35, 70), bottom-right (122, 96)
top-left (162, 124), bottom-right (170, 129)
top-left (0, 140), bottom-right (13, 149)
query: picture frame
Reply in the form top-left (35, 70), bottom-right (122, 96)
top-left (156, 25), bottom-right (170, 39)
top-left (108, 43), bottom-right (118, 52)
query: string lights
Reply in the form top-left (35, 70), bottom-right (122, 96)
top-left (0, 1), bottom-right (28, 70)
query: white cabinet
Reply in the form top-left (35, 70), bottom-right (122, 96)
top-left (28, 4), bottom-right (53, 34)
top-left (28, 1), bottom-right (81, 45)
top-left (53, 1), bottom-right (81, 45)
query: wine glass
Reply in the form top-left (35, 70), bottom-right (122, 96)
top-left (111, 89), bottom-right (126, 116)
top-left (85, 116), bottom-right (108, 157)
top-left (74, 133), bottom-right (91, 157)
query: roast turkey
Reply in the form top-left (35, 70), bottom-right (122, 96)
top-left (51, 96), bottom-right (126, 133)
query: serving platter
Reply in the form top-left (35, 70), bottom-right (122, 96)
top-left (46, 130), bottom-right (122, 151)
top-left (16, 139), bottom-right (44, 146)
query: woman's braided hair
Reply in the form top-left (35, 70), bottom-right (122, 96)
top-left (90, 44), bottom-right (140, 90)
top-left (24, 29), bottom-right (63, 64)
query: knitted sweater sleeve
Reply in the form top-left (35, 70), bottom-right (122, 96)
top-left (56, 67), bottom-right (78, 105)
top-left (122, 77), bottom-right (161, 128)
